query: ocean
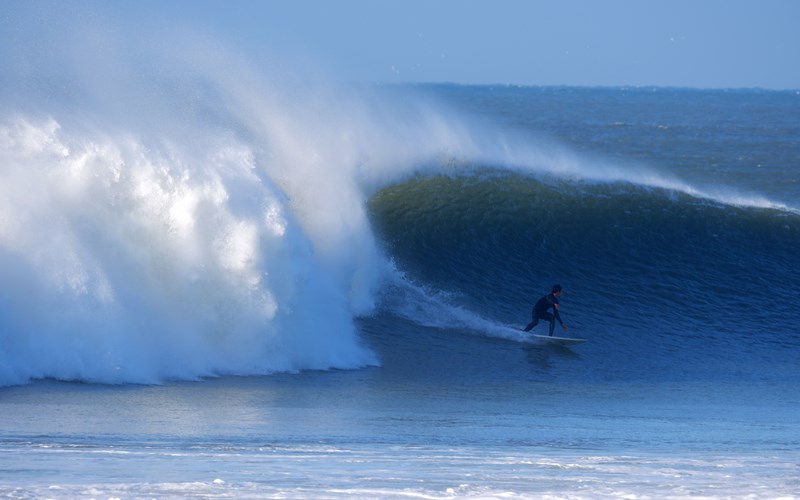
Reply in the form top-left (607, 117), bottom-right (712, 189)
top-left (1, 54), bottom-right (799, 498)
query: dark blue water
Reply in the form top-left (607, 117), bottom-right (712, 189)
top-left (364, 86), bottom-right (800, 385)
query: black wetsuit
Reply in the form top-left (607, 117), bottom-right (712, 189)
top-left (523, 293), bottom-right (563, 336)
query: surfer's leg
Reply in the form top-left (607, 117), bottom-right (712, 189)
top-left (523, 308), bottom-right (539, 331)
top-left (545, 313), bottom-right (556, 336)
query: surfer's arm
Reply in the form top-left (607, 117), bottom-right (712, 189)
top-left (553, 303), bottom-right (564, 324)
top-left (553, 303), bottom-right (567, 330)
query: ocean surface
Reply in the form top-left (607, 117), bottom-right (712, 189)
top-left (1, 43), bottom-right (799, 498)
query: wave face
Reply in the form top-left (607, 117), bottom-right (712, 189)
top-left (368, 174), bottom-right (800, 382)
top-left (2, 16), bottom-right (799, 386)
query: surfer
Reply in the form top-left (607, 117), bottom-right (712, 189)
top-left (523, 284), bottom-right (568, 336)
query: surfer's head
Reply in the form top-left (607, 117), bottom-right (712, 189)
top-left (552, 284), bottom-right (563, 295)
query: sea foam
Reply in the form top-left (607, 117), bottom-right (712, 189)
top-left (0, 22), bottom-right (493, 385)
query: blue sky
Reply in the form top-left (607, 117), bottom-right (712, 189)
top-left (4, 0), bottom-right (800, 89)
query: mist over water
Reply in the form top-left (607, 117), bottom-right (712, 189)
top-left (0, 18), bottom-right (510, 385)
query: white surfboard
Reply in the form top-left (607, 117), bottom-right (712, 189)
top-left (531, 334), bottom-right (587, 346)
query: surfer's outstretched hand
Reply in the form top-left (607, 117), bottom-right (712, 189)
top-left (562, 324), bottom-right (569, 332)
